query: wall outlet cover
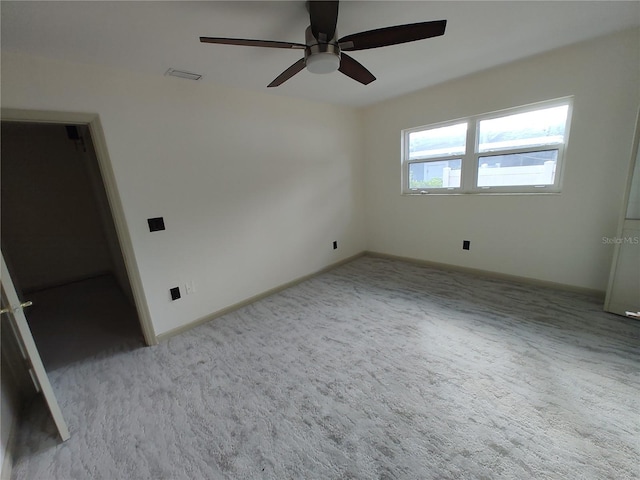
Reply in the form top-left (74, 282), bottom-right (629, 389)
top-left (170, 287), bottom-right (181, 301)
top-left (148, 217), bottom-right (165, 232)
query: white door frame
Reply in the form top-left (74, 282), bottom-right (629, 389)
top-left (604, 108), bottom-right (640, 318)
top-left (1, 108), bottom-right (157, 346)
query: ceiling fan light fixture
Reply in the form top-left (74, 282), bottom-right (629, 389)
top-left (305, 52), bottom-right (340, 74)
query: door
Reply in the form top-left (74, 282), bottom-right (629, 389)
top-left (1, 251), bottom-right (70, 441)
top-left (605, 109), bottom-right (640, 319)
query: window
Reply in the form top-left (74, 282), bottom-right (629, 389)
top-left (402, 98), bottom-right (572, 194)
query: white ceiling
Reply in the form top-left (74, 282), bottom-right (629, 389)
top-left (2, 1), bottom-right (639, 107)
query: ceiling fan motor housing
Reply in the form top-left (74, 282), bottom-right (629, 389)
top-left (304, 26), bottom-right (340, 74)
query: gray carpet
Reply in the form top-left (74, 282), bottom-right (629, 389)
top-left (11, 256), bottom-right (640, 479)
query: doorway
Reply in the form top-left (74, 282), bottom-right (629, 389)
top-left (605, 108), bottom-right (640, 318)
top-left (1, 115), bottom-right (155, 371)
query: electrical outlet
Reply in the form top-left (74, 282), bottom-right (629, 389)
top-left (148, 217), bottom-right (165, 232)
top-left (185, 281), bottom-right (196, 295)
top-left (463, 240), bottom-right (470, 250)
top-left (170, 287), bottom-right (181, 301)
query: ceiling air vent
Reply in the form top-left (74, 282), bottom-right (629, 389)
top-left (165, 68), bottom-right (202, 81)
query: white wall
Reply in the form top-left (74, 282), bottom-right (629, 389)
top-left (1, 52), bottom-right (365, 336)
top-left (362, 28), bottom-right (640, 291)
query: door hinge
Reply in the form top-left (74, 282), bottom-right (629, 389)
top-left (0, 301), bottom-right (33, 315)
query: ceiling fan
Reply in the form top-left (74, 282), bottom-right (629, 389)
top-left (200, 1), bottom-right (447, 87)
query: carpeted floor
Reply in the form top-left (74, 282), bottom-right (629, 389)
top-left (24, 274), bottom-right (144, 371)
top-left (10, 256), bottom-right (640, 479)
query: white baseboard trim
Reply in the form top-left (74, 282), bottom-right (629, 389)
top-left (365, 251), bottom-right (606, 298)
top-left (156, 252), bottom-right (366, 342)
top-left (156, 250), bottom-right (605, 342)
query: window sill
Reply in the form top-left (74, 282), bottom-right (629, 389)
top-left (402, 191), bottom-right (562, 196)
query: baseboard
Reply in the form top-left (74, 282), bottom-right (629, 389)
top-left (156, 252), bottom-right (366, 342)
top-left (23, 270), bottom-right (113, 295)
top-left (365, 251), bottom-right (606, 299)
top-left (157, 250), bottom-right (604, 342)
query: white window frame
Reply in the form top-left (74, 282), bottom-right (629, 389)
top-left (401, 97), bottom-right (574, 195)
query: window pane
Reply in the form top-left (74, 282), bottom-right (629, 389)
top-left (477, 150), bottom-right (558, 187)
top-left (409, 159), bottom-right (462, 189)
top-left (478, 105), bottom-right (568, 153)
top-left (409, 123), bottom-right (467, 159)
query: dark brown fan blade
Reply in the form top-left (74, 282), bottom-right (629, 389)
top-left (339, 20), bottom-right (446, 51)
top-left (309, 0), bottom-right (339, 42)
top-left (200, 37), bottom-right (306, 50)
top-left (338, 53), bottom-right (376, 85)
top-left (268, 58), bottom-right (306, 87)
